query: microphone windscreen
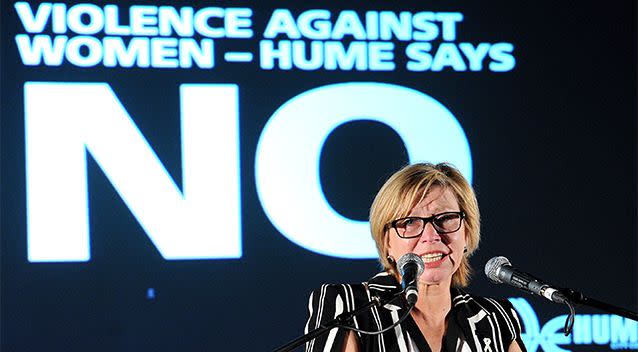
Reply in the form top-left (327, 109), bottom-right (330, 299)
top-left (484, 256), bottom-right (511, 284)
top-left (397, 253), bottom-right (424, 276)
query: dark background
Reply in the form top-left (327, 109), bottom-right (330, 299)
top-left (1, 1), bottom-right (636, 351)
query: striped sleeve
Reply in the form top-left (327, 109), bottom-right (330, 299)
top-left (304, 284), bottom-right (354, 352)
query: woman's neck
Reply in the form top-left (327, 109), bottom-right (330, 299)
top-left (412, 280), bottom-right (452, 321)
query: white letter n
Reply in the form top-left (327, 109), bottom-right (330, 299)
top-left (25, 82), bottom-right (241, 262)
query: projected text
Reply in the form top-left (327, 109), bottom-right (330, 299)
top-left (25, 82), bottom-right (472, 261)
top-left (14, 3), bottom-right (515, 72)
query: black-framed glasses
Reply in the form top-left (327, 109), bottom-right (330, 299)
top-left (388, 211), bottom-right (465, 238)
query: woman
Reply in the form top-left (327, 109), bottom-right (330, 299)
top-left (305, 163), bottom-right (526, 352)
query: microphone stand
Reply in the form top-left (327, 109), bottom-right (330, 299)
top-left (560, 288), bottom-right (638, 321)
top-left (273, 291), bottom-right (404, 352)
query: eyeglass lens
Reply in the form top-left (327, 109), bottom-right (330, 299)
top-left (394, 213), bottom-right (462, 238)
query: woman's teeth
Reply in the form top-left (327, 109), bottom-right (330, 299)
top-left (422, 253), bottom-right (444, 263)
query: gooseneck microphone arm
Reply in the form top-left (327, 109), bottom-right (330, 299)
top-left (559, 288), bottom-right (638, 321)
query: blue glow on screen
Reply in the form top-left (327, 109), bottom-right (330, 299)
top-left (510, 298), bottom-right (638, 352)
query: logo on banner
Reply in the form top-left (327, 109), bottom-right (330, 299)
top-left (510, 298), bottom-right (638, 352)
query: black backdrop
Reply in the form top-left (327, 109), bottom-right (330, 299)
top-left (1, 1), bottom-right (636, 351)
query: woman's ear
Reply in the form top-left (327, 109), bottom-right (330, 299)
top-left (463, 227), bottom-right (469, 249)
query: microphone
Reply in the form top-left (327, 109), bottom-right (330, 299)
top-left (397, 253), bottom-right (424, 306)
top-left (485, 256), bottom-right (567, 304)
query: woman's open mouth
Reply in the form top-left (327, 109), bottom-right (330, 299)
top-left (421, 252), bottom-right (447, 267)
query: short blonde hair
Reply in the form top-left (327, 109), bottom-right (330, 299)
top-left (369, 163), bottom-right (480, 287)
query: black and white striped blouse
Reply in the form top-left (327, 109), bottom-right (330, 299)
top-left (304, 272), bottom-right (526, 352)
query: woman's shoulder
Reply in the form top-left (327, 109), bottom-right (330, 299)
top-left (307, 282), bottom-right (368, 304)
top-left (453, 289), bottom-right (519, 317)
top-left (307, 272), bottom-right (401, 309)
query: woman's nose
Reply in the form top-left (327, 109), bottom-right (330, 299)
top-left (420, 222), bottom-right (442, 242)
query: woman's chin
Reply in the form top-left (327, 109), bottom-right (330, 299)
top-left (420, 277), bottom-right (445, 286)
top-left (419, 271), bottom-right (453, 287)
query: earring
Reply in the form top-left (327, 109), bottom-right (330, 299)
top-left (386, 255), bottom-right (396, 264)
top-left (463, 246), bottom-right (468, 253)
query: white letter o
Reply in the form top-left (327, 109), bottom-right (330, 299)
top-left (255, 82), bottom-right (472, 258)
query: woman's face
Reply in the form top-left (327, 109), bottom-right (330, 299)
top-left (386, 185), bottom-right (467, 287)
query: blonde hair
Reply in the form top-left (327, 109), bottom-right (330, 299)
top-left (369, 163), bottom-right (480, 287)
